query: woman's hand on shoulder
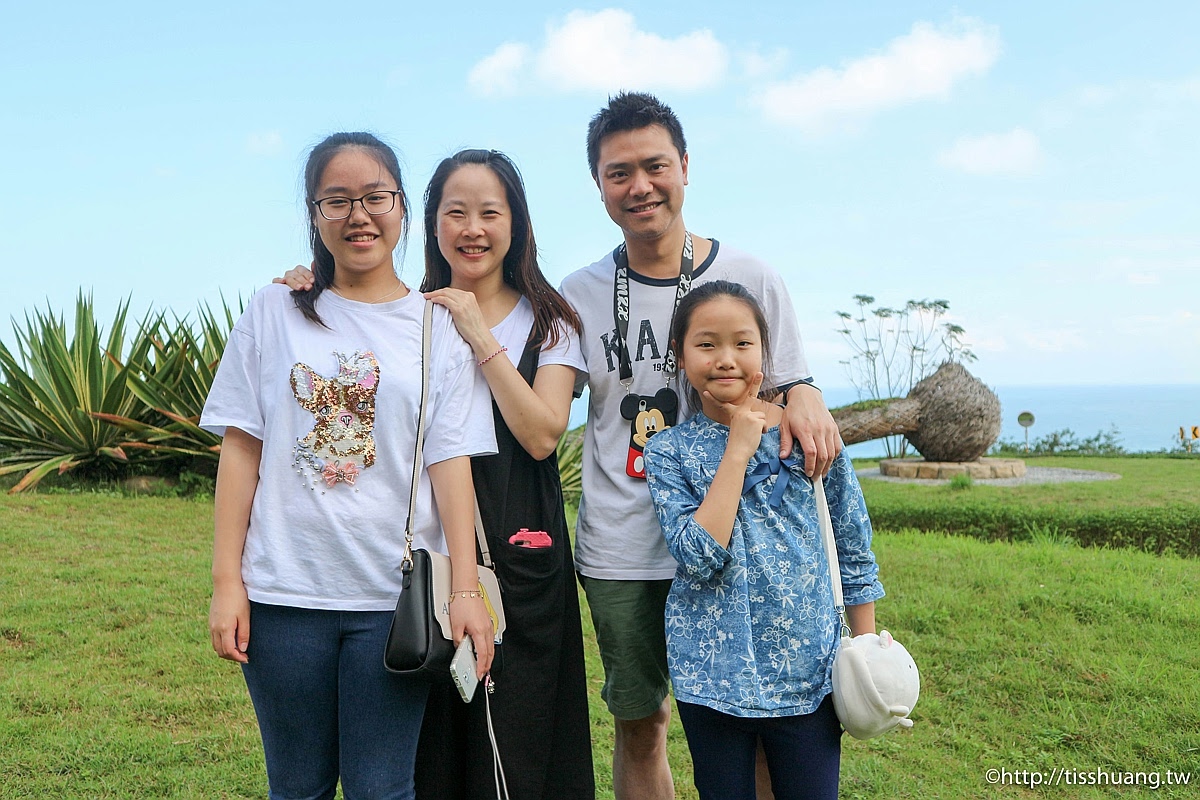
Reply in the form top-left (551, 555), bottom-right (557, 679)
top-left (272, 263), bottom-right (315, 292)
top-left (209, 581), bottom-right (251, 663)
top-left (423, 288), bottom-right (493, 355)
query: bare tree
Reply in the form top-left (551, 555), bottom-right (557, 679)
top-left (836, 295), bottom-right (976, 457)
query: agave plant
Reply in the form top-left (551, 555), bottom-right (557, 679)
top-left (0, 294), bottom-right (155, 492)
top-left (556, 424), bottom-right (585, 506)
top-left (94, 298), bottom-right (240, 462)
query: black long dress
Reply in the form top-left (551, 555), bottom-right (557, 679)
top-left (414, 338), bottom-right (595, 800)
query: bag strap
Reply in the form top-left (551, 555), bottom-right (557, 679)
top-left (400, 301), bottom-right (435, 571)
top-left (400, 300), bottom-right (492, 572)
top-left (474, 501), bottom-right (494, 570)
top-left (813, 478), bottom-right (851, 638)
top-left (484, 676), bottom-right (511, 799)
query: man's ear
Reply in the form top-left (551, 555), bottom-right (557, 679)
top-left (681, 152), bottom-right (689, 186)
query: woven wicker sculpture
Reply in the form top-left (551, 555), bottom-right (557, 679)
top-left (831, 363), bottom-right (1001, 462)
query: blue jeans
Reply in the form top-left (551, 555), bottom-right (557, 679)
top-left (676, 695), bottom-right (841, 800)
top-left (242, 602), bottom-right (429, 800)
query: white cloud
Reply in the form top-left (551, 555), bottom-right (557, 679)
top-left (467, 9), bottom-right (728, 96)
top-left (740, 46), bottom-right (789, 80)
top-left (756, 18), bottom-right (1000, 134)
top-left (1078, 84), bottom-right (1117, 106)
top-left (467, 43), bottom-right (530, 96)
top-left (1115, 311), bottom-right (1199, 349)
top-left (246, 131), bottom-right (283, 157)
top-left (1021, 326), bottom-right (1088, 353)
top-left (1075, 75), bottom-right (1200, 107)
top-left (1175, 78), bottom-right (1200, 101)
top-left (971, 333), bottom-right (1009, 353)
top-left (1127, 272), bottom-right (1161, 285)
top-left (938, 128), bottom-right (1043, 175)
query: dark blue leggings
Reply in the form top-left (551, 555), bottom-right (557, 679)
top-left (676, 695), bottom-right (841, 800)
top-left (241, 602), bottom-right (429, 800)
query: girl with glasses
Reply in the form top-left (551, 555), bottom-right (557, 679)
top-left (203, 132), bottom-right (497, 800)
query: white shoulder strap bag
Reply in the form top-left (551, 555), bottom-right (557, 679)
top-left (814, 478), bottom-right (921, 740)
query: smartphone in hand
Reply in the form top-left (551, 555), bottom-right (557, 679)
top-left (450, 635), bottom-right (479, 703)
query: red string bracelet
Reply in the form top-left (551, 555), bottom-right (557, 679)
top-left (478, 346), bottom-right (508, 366)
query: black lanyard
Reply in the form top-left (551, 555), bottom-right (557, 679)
top-left (612, 232), bottom-right (694, 390)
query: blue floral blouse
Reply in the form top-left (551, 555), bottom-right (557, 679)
top-left (643, 413), bottom-right (885, 718)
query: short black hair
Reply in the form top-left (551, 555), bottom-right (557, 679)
top-left (586, 91), bottom-right (687, 179)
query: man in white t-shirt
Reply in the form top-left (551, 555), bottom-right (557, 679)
top-left (560, 92), bottom-right (842, 799)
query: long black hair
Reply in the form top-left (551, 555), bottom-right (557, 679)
top-left (293, 132), bottom-right (411, 326)
top-left (421, 149), bottom-right (581, 350)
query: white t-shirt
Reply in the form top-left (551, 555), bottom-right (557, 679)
top-left (560, 240), bottom-right (811, 580)
top-left (489, 294), bottom-right (586, 374)
top-left (200, 284), bottom-right (497, 611)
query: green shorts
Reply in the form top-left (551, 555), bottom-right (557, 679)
top-left (580, 576), bottom-right (672, 721)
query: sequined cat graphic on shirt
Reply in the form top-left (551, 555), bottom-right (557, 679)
top-left (290, 350), bottom-right (380, 489)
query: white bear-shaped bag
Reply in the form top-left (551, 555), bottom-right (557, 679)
top-left (813, 479), bottom-right (920, 740)
top-left (831, 630), bottom-right (920, 739)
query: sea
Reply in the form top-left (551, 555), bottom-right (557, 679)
top-left (568, 384), bottom-right (1200, 457)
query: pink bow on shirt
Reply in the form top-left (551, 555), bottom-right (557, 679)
top-left (323, 461), bottom-right (359, 487)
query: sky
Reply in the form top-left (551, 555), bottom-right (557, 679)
top-left (3, 1), bottom-right (1197, 391)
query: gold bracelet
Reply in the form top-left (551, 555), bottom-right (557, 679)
top-left (448, 589), bottom-right (483, 603)
top-left (477, 346), bottom-right (507, 366)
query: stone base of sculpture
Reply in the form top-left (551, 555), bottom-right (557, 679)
top-left (878, 457), bottom-right (1027, 480)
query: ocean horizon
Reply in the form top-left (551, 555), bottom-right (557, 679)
top-left (568, 384), bottom-right (1200, 457)
top-left (830, 384), bottom-right (1200, 458)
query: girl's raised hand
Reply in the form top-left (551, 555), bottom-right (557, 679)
top-left (706, 372), bottom-right (768, 462)
top-left (272, 263), bottom-right (315, 291)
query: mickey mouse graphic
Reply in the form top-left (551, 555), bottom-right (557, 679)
top-left (620, 388), bottom-right (679, 479)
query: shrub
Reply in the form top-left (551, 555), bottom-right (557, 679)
top-left (96, 300), bottom-right (238, 464)
top-left (992, 426), bottom-right (1126, 456)
top-left (0, 295), bottom-right (156, 491)
top-left (557, 425), bottom-right (584, 507)
top-left (867, 498), bottom-right (1200, 557)
top-left (0, 294), bottom-right (240, 492)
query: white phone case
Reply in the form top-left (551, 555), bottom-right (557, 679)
top-left (450, 635), bottom-right (479, 703)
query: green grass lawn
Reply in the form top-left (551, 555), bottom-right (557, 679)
top-left (858, 456), bottom-right (1200, 511)
top-left (857, 456), bottom-right (1200, 556)
top-left (3, 465), bottom-right (1199, 797)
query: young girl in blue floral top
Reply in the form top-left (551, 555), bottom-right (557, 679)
top-left (643, 280), bottom-right (885, 800)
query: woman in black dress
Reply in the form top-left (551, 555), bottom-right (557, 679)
top-left (280, 148), bottom-right (594, 799)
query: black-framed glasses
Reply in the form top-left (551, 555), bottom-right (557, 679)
top-left (311, 190), bottom-right (402, 221)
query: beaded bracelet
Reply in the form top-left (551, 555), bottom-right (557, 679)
top-left (448, 589), bottom-right (483, 603)
top-left (478, 346), bottom-right (507, 366)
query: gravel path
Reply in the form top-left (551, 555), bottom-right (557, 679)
top-left (856, 466), bottom-right (1122, 486)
